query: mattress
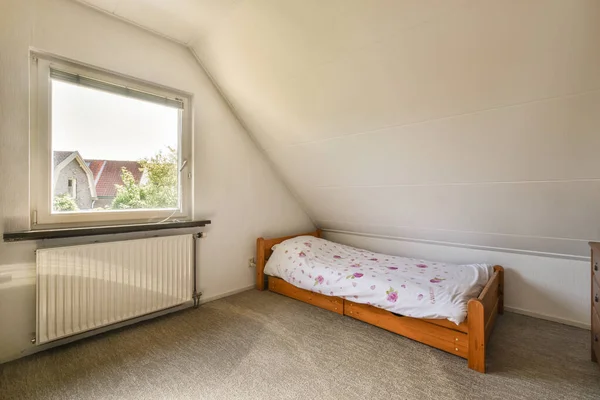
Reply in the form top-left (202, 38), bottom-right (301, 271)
top-left (264, 236), bottom-right (493, 324)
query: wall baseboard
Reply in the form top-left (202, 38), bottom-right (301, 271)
top-left (199, 284), bottom-right (255, 304)
top-left (2, 301), bottom-right (194, 364)
top-left (1, 283), bottom-right (257, 364)
top-left (1, 279), bottom-right (589, 365)
top-left (201, 283), bottom-right (592, 330)
top-left (504, 306), bottom-right (590, 330)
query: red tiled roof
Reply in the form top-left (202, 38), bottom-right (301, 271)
top-left (87, 160), bottom-right (106, 182)
top-left (85, 159), bottom-right (143, 197)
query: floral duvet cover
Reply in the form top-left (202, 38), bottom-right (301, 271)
top-left (264, 236), bottom-right (492, 324)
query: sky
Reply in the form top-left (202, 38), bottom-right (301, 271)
top-left (52, 80), bottom-right (179, 161)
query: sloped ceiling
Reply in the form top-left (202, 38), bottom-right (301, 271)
top-left (75, 0), bottom-right (242, 44)
top-left (76, 0), bottom-right (600, 257)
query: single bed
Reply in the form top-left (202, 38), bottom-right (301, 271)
top-left (256, 230), bottom-right (504, 373)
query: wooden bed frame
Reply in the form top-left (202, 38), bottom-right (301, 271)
top-left (256, 230), bottom-right (504, 373)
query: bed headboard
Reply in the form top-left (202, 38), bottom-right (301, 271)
top-left (256, 229), bottom-right (321, 290)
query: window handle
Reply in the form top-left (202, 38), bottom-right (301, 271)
top-left (595, 262), bottom-right (598, 272)
top-left (179, 159), bottom-right (188, 172)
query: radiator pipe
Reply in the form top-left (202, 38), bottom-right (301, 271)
top-left (192, 232), bottom-right (204, 307)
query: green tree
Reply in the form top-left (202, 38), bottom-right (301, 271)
top-left (53, 193), bottom-right (79, 212)
top-left (110, 148), bottom-right (178, 210)
top-left (110, 168), bottom-right (147, 209)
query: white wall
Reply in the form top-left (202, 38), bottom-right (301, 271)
top-left (1, 0), bottom-right (596, 362)
top-left (193, 0), bottom-right (600, 258)
top-left (0, 0), bottom-right (313, 363)
top-left (323, 231), bottom-right (590, 329)
top-left (187, 0), bottom-right (599, 327)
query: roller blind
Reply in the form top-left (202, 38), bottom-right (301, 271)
top-left (50, 68), bottom-right (184, 110)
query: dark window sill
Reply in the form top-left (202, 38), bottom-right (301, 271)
top-left (3, 220), bottom-right (211, 242)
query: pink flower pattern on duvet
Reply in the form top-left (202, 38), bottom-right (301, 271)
top-left (264, 236), bottom-right (493, 325)
top-left (386, 287), bottom-right (398, 303)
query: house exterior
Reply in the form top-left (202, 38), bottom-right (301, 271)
top-left (53, 151), bottom-right (97, 210)
top-left (53, 151), bottom-right (143, 210)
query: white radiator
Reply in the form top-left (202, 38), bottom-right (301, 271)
top-left (36, 234), bottom-right (194, 344)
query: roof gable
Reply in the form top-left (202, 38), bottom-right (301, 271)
top-left (53, 151), bottom-right (97, 198)
top-left (53, 150), bottom-right (74, 167)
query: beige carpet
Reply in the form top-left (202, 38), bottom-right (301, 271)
top-left (1, 290), bottom-right (599, 400)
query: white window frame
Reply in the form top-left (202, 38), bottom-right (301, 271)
top-left (30, 52), bottom-right (193, 229)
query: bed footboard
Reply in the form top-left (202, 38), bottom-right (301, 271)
top-left (467, 265), bottom-right (504, 373)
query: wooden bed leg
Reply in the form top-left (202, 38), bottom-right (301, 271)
top-left (494, 265), bottom-right (504, 315)
top-left (467, 299), bottom-right (486, 373)
top-left (256, 237), bottom-right (266, 291)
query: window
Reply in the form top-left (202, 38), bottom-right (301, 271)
top-left (67, 178), bottom-right (77, 199)
top-left (30, 53), bottom-right (192, 228)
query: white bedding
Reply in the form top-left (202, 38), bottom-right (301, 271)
top-left (264, 236), bottom-right (493, 324)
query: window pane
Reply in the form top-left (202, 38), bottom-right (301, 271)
top-left (51, 79), bottom-right (180, 213)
